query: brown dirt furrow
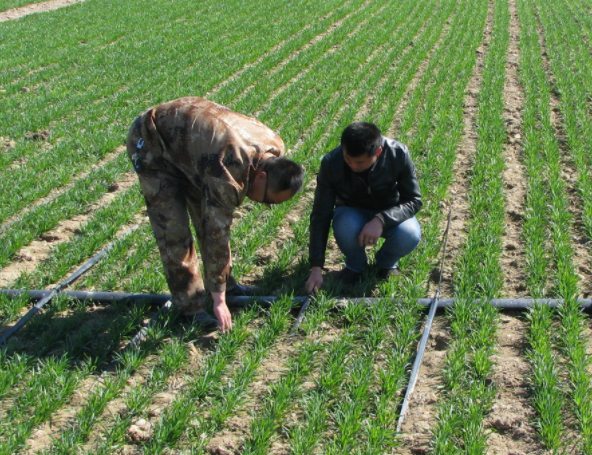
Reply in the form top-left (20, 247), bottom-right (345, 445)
top-left (0, 171), bottom-right (138, 289)
top-left (501, 0), bottom-right (529, 299)
top-left (486, 313), bottom-right (549, 455)
top-left (0, 0), bottom-right (86, 22)
top-left (437, 1), bottom-right (492, 299)
top-left (531, 4), bottom-right (592, 298)
top-left (253, 0), bottom-right (382, 120)
top-left (0, 146), bottom-right (125, 233)
top-left (399, 316), bottom-right (450, 455)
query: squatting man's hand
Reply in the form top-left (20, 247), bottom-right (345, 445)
top-left (358, 216), bottom-right (384, 247)
top-left (212, 291), bottom-right (233, 332)
top-left (305, 267), bottom-right (323, 294)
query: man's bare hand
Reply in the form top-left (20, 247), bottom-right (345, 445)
top-left (212, 292), bottom-right (233, 332)
top-left (306, 267), bottom-right (323, 294)
top-left (358, 217), bottom-right (384, 247)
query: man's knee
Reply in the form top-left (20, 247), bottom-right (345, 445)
top-left (332, 206), bottom-right (366, 242)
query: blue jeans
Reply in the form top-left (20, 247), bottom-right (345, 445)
top-left (332, 206), bottom-right (421, 273)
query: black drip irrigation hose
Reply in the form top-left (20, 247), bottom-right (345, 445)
top-left (2, 290), bottom-right (591, 309)
top-left (396, 210), bottom-right (452, 433)
top-left (0, 224), bottom-right (139, 345)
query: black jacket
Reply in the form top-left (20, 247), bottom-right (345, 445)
top-left (309, 137), bottom-right (422, 268)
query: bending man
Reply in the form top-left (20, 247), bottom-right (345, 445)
top-left (127, 97), bottom-right (304, 331)
top-left (306, 122), bottom-right (421, 292)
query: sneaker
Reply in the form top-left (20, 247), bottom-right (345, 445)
top-left (184, 311), bottom-right (219, 331)
top-left (335, 267), bottom-right (362, 285)
top-left (377, 268), bottom-right (400, 280)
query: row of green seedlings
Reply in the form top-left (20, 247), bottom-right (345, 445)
top-left (0, 296), bottom-right (150, 454)
top-left (0, 152), bottom-right (129, 272)
top-left (0, 0), bottom-right (376, 288)
top-left (517, 0), bottom-right (587, 450)
top-left (60, 0), bottom-right (434, 295)
top-left (38, 311), bottom-right (213, 455)
top-left (0, 0), bottom-right (351, 222)
top-left (431, 0), bottom-right (509, 452)
top-left (551, 0), bottom-right (592, 241)
top-left (518, 0), bottom-right (592, 451)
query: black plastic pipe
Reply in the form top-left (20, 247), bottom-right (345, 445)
top-left (2, 290), bottom-right (592, 309)
top-left (0, 224), bottom-right (139, 344)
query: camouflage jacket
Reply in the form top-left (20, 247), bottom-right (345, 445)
top-left (135, 97), bottom-right (285, 292)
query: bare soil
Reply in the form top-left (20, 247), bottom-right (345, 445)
top-left (0, 0), bottom-right (86, 22)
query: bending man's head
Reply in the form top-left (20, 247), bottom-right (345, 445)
top-left (250, 157), bottom-right (304, 206)
top-left (341, 122), bottom-right (383, 173)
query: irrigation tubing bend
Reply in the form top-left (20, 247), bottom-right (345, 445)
top-left (290, 290), bottom-right (316, 335)
top-left (0, 224), bottom-right (140, 345)
top-left (396, 210), bottom-right (452, 434)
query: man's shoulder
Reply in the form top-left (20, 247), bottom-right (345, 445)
top-left (321, 145), bottom-right (343, 165)
top-left (382, 136), bottom-right (410, 157)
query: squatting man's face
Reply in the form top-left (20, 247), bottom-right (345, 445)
top-left (343, 146), bottom-right (383, 173)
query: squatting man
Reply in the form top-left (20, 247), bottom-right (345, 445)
top-left (305, 122), bottom-right (422, 293)
top-left (127, 97), bottom-right (304, 333)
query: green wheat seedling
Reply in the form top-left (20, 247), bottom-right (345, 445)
top-left (182, 297), bottom-right (294, 454)
top-left (136, 308), bottom-right (258, 454)
top-left (87, 327), bottom-right (197, 455)
top-left (241, 342), bottom-right (319, 455)
top-left (38, 309), bottom-right (175, 455)
top-left (287, 329), bottom-right (357, 455)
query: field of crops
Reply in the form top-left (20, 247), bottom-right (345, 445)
top-left (1, 0), bottom-right (592, 453)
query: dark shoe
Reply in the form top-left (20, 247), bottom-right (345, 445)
top-left (335, 267), bottom-right (362, 285)
top-left (226, 283), bottom-right (262, 297)
top-left (377, 268), bottom-right (400, 280)
top-left (226, 274), bottom-right (262, 297)
top-left (184, 311), bottom-right (219, 331)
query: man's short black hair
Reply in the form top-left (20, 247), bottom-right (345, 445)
top-left (341, 122), bottom-right (383, 157)
top-left (265, 157), bottom-right (304, 194)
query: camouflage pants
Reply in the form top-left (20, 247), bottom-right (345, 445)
top-left (127, 121), bottom-right (210, 315)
